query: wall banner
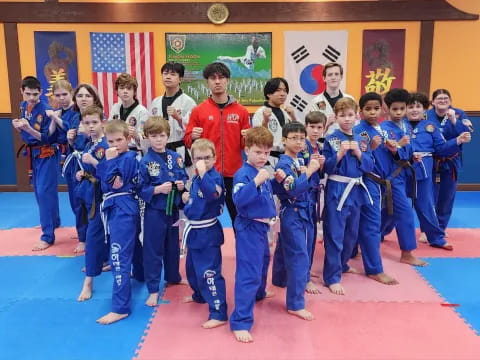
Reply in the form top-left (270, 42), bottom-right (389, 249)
top-left (166, 33), bottom-right (272, 106)
top-left (284, 31), bottom-right (349, 121)
top-left (361, 29), bottom-right (405, 96)
top-left (34, 31), bottom-right (78, 107)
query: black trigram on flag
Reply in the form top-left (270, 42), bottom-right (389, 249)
top-left (322, 45), bottom-right (341, 62)
top-left (290, 94), bottom-right (308, 112)
top-left (291, 45), bottom-right (310, 64)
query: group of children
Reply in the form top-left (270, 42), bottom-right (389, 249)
top-left (12, 65), bottom-right (473, 342)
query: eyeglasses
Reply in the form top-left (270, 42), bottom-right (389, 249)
top-left (193, 155), bottom-right (214, 161)
top-left (286, 136), bottom-right (306, 142)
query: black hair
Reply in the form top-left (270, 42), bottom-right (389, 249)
top-left (21, 76), bottom-right (41, 91)
top-left (161, 62), bottom-right (185, 78)
top-left (407, 92), bottom-right (430, 109)
top-left (263, 77), bottom-right (289, 100)
top-left (203, 62), bottom-right (231, 79)
top-left (359, 92), bottom-right (382, 109)
top-left (384, 88), bottom-right (410, 107)
top-left (432, 88), bottom-right (451, 101)
top-left (282, 121), bottom-right (306, 138)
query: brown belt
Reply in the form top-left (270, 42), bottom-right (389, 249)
top-left (82, 171), bottom-right (98, 220)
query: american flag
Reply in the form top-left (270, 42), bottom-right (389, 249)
top-left (90, 32), bottom-right (155, 118)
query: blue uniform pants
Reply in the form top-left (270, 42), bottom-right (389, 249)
top-left (32, 154), bottom-right (60, 244)
top-left (434, 168), bottom-right (457, 231)
top-left (230, 217), bottom-right (270, 331)
top-left (106, 207), bottom-right (139, 314)
top-left (83, 201), bottom-right (107, 277)
top-left (323, 202), bottom-right (359, 286)
top-left (414, 178), bottom-right (447, 247)
top-left (65, 167), bottom-right (87, 243)
top-left (143, 207), bottom-right (181, 294)
top-left (185, 224), bottom-right (227, 321)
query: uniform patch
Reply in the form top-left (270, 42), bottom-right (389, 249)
top-left (426, 124), bottom-right (435, 133)
top-left (95, 147), bottom-right (105, 159)
top-left (233, 183), bottom-right (245, 194)
top-left (36, 114), bottom-right (43, 124)
top-left (360, 139), bottom-right (368, 152)
top-left (359, 131), bottom-right (370, 143)
top-left (147, 161), bottom-right (161, 177)
top-left (268, 118), bottom-right (278, 133)
top-left (176, 156), bottom-right (184, 168)
top-left (389, 131), bottom-right (396, 140)
top-left (128, 116), bottom-right (137, 127)
top-left (227, 113), bottom-right (240, 124)
top-left (317, 101), bottom-right (327, 110)
top-left (152, 107), bottom-right (158, 115)
top-left (197, 189), bottom-right (204, 198)
top-left (283, 175), bottom-right (294, 191)
top-left (34, 123), bottom-right (41, 131)
top-left (328, 137), bottom-right (341, 152)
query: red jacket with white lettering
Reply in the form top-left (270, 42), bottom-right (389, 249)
top-left (184, 96), bottom-right (250, 177)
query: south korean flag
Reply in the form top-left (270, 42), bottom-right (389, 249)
top-left (284, 31), bottom-right (349, 121)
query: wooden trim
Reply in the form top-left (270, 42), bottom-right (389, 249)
top-left (457, 184), bottom-right (480, 191)
top-left (0, 1), bottom-right (477, 23)
top-left (4, 23), bottom-right (29, 191)
top-left (417, 21), bottom-right (434, 95)
top-left (0, 113), bottom-right (12, 118)
top-left (0, 185), bottom-right (68, 192)
top-left (466, 111), bottom-right (480, 117)
top-left (0, 185), bottom-right (19, 192)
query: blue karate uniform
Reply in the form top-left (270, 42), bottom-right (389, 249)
top-left (323, 129), bottom-right (373, 286)
top-left (271, 154), bottom-right (313, 311)
top-left (139, 148), bottom-right (188, 294)
top-left (408, 119), bottom-right (460, 247)
top-left (426, 108), bottom-right (471, 230)
top-left (183, 167), bottom-right (227, 322)
top-left (19, 100), bottom-right (60, 244)
top-left (97, 150), bottom-right (143, 314)
top-left (230, 162), bottom-right (277, 331)
top-left (74, 137), bottom-right (109, 277)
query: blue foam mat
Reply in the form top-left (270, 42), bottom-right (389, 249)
top-left (416, 257), bottom-right (480, 334)
top-left (0, 192), bottom-right (232, 229)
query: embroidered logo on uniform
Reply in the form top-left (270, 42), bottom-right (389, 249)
top-left (197, 189), bottom-right (204, 198)
top-left (233, 183), bottom-right (246, 194)
top-left (208, 115), bottom-right (214, 121)
top-left (317, 101), bottom-right (327, 110)
top-left (227, 113), bottom-right (240, 124)
top-left (389, 131), bottom-right (396, 140)
top-left (328, 137), bottom-right (341, 152)
top-left (360, 139), bottom-right (368, 152)
top-left (203, 269), bottom-right (216, 278)
top-left (283, 175), bottom-right (294, 191)
top-left (36, 114), bottom-right (43, 124)
top-left (128, 116), bottom-right (137, 127)
top-left (34, 123), bottom-right (41, 131)
top-left (95, 147), bottom-right (105, 159)
top-left (152, 107), bottom-right (158, 115)
top-left (147, 161), bottom-right (161, 177)
top-left (268, 118), bottom-right (278, 133)
top-left (359, 131), bottom-right (370, 142)
top-left (177, 157), bottom-right (184, 168)
top-left (426, 124), bottom-right (435, 133)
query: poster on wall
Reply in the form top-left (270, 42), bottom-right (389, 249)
top-left (34, 31), bottom-right (78, 107)
top-left (361, 29), bottom-right (405, 96)
top-left (90, 32), bottom-right (155, 118)
top-left (166, 33), bottom-right (272, 106)
top-left (284, 31), bottom-right (348, 121)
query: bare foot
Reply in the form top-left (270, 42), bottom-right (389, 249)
top-left (202, 319), bottom-right (227, 329)
top-left (305, 281), bottom-right (322, 294)
top-left (96, 312), bottom-right (129, 325)
top-left (73, 242), bottom-right (85, 253)
top-left (102, 264), bottom-right (111, 272)
top-left (328, 283), bottom-right (345, 295)
top-left (183, 296), bottom-right (194, 303)
top-left (287, 309), bottom-right (314, 321)
top-left (367, 272), bottom-right (399, 285)
top-left (400, 251), bottom-right (429, 267)
top-left (310, 271), bottom-right (321, 278)
top-left (78, 277), bottom-right (93, 301)
top-left (418, 232), bottom-right (428, 243)
top-left (145, 293), bottom-right (159, 307)
top-left (32, 240), bottom-right (52, 251)
top-left (345, 266), bottom-right (361, 274)
top-left (265, 290), bottom-right (275, 298)
top-left (431, 243), bottom-right (453, 251)
top-left (166, 279), bottom-right (189, 287)
top-left (233, 330), bottom-right (253, 343)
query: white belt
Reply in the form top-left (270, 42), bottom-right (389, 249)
top-left (62, 150), bottom-right (83, 176)
top-left (100, 192), bottom-right (132, 240)
top-left (413, 152), bottom-right (432, 157)
top-left (180, 217), bottom-right (218, 256)
top-left (328, 174), bottom-right (373, 211)
top-left (253, 216), bottom-right (278, 226)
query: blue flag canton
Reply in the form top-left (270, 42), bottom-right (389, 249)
top-left (90, 32), bottom-right (126, 73)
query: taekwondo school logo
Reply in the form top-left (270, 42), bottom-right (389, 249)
top-left (151, 107), bottom-right (158, 115)
top-left (317, 101), bottom-right (327, 111)
top-left (169, 35), bottom-right (186, 54)
top-left (227, 113), bottom-right (239, 124)
top-left (111, 243), bottom-right (121, 254)
top-left (359, 131), bottom-right (370, 143)
top-left (197, 189), bottom-right (204, 198)
top-left (328, 137), bottom-right (341, 152)
top-left (426, 124), bottom-right (435, 133)
top-left (147, 161), bottom-right (161, 177)
top-left (177, 156), bottom-right (184, 168)
top-left (95, 147), bottom-right (105, 159)
top-left (283, 175), bottom-right (294, 191)
top-left (268, 117), bottom-right (278, 133)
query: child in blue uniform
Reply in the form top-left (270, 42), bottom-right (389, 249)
top-left (96, 120), bottom-right (142, 325)
top-left (182, 138), bottom-right (227, 329)
top-left (271, 122), bottom-right (321, 321)
top-left (406, 93), bottom-right (471, 250)
top-left (323, 97), bottom-right (374, 295)
top-left (427, 89), bottom-right (473, 231)
top-left (230, 127), bottom-right (280, 343)
top-left (379, 89), bottom-right (428, 266)
top-left (76, 105), bottom-right (109, 301)
top-left (12, 76), bottom-right (59, 251)
top-left (139, 117), bottom-right (188, 307)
